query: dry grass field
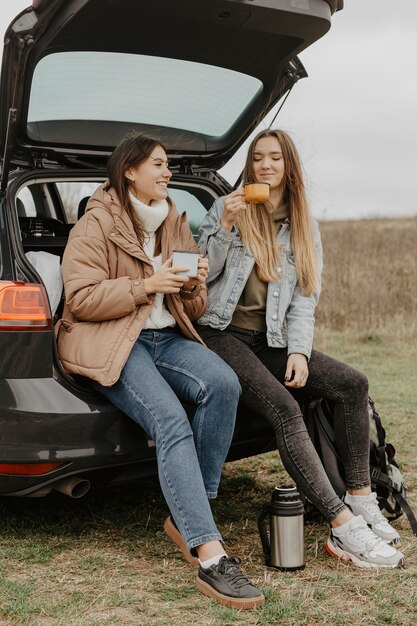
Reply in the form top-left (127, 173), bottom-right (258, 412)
top-left (0, 217), bottom-right (416, 625)
top-left (317, 217), bottom-right (417, 333)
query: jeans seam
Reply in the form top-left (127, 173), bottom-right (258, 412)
top-left (155, 361), bottom-right (208, 459)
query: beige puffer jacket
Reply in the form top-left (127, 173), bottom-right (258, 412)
top-left (56, 182), bottom-right (207, 386)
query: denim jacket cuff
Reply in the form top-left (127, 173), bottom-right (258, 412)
top-left (211, 222), bottom-right (236, 245)
top-left (288, 346), bottom-right (312, 361)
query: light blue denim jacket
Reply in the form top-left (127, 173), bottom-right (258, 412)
top-left (198, 196), bottom-right (323, 359)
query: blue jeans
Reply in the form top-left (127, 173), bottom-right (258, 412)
top-left (95, 327), bottom-right (241, 551)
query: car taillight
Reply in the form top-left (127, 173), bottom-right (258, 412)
top-left (0, 463), bottom-right (63, 476)
top-left (0, 281), bottom-right (52, 330)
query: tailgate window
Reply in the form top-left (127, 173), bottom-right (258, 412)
top-left (28, 52), bottom-right (262, 137)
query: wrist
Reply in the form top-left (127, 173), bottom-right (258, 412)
top-left (220, 217), bottom-right (234, 231)
top-left (288, 352), bottom-right (309, 362)
top-left (180, 283), bottom-right (202, 299)
top-left (143, 277), bottom-right (155, 295)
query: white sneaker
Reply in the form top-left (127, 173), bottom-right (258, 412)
top-left (345, 492), bottom-right (401, 545)
top-left (326, 515), bottom-right (405, 569)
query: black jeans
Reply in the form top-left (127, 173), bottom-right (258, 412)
top-left (197, 324), bottom-right (370, 522)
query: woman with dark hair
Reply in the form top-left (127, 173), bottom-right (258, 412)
top-left (197, 128), bottom-right (405, 569)
top-left (57, 133), bottom-right (264, 609)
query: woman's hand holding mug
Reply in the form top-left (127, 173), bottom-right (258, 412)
top-left (144, 256), bottom-right (209, 295)
top-left (183, 255), bottom-right (209, 290)
top-left (220, 188), bottom-right (247, 231)
top-left (144, 258), bottom-right (188, 294)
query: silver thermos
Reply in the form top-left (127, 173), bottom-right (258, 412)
top-left (258, 485), bottom-right (305, 571)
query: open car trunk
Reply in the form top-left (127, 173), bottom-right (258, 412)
top-left (1, 0), bottom-right (343, 180)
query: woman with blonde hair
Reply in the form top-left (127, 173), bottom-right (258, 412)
top-left (197, 128), bottom-right (404, 569)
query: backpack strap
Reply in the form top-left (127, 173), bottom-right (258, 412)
top-left (391, 490), bottom-right (417, 536)
top-left (369, 398), bottom-right (389, 477)
top-left (371, 467), bottom-right (417, 536)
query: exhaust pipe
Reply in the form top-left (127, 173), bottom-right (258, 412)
top-left (53, 476), bottom-right (91, 498)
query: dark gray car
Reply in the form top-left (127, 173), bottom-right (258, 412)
top-left (0, 0), bottom-right (343, 497)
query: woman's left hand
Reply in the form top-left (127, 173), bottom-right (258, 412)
top-left (284, 353), bottom-right (309, 388)
top-left (182, 255), bottom-right (209, 289)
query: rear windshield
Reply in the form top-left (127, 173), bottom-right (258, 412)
top-left (28, 52), bottom-right (263, 137)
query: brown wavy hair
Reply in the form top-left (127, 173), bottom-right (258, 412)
top-left (107, 132), bottom-right (167, 251)
top-left (238, 129), bottom-right (318, 295)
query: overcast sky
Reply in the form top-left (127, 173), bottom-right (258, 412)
top-left (1, 0), bottom-right (417, 221)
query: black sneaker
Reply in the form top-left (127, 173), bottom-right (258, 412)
top-left (196, 555), bottom-right (264, 609)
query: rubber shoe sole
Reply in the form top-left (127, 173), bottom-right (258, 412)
top-left (325, 538), bottom-right (405, 569)
top-left (196, 576), bottom-right (265, 609)
top-left (163, 516), bottom-right (199, 567)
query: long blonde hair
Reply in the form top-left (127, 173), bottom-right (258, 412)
top-left (238, 129), bottom-right (318, 296)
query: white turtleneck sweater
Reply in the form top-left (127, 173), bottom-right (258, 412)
top-left (129, 193), bottom-right (176, 330)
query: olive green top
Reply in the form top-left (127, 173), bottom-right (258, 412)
top-left (230, 203), bottom-right (289, 332)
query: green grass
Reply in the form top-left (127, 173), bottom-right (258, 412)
top-left (0, 327), bottom-right (416, 625)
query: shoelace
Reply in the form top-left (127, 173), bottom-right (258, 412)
top-left (360, 495), bottom-right (391, 525)
top-left (349, 517), bottom-right (388, 551)
top-left (216, 556), bottom-right (253, 589)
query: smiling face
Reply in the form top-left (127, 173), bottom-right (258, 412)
top-left (125, 145), bottom-right (172, 205)
top-left (252, 135), bottom-right (285, 193)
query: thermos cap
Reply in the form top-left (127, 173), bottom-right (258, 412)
top-left (271, 485), bottom-right (301, 502)
top-left (270, 485), bottom-right (304, 515)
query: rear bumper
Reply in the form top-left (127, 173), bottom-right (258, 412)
top-left (0, 375), bottom-right (276, 496)
top-left (0, 375), bottom-right (154, 495)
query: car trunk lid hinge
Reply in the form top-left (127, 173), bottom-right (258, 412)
top-left (32, 153), bottom-right (47, 169)
top-left (179, 160), bottom-right (199, 175)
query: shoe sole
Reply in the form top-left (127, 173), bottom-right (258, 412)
top-left (163, 516), bottom-right (199, 567)
top-left (325, 539), bottom-right (405, 569)
top-left (196, 577), bottom-right (265, 609)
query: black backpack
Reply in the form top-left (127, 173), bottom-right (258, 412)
top-left (303, 397), bottom-right (417, 535)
